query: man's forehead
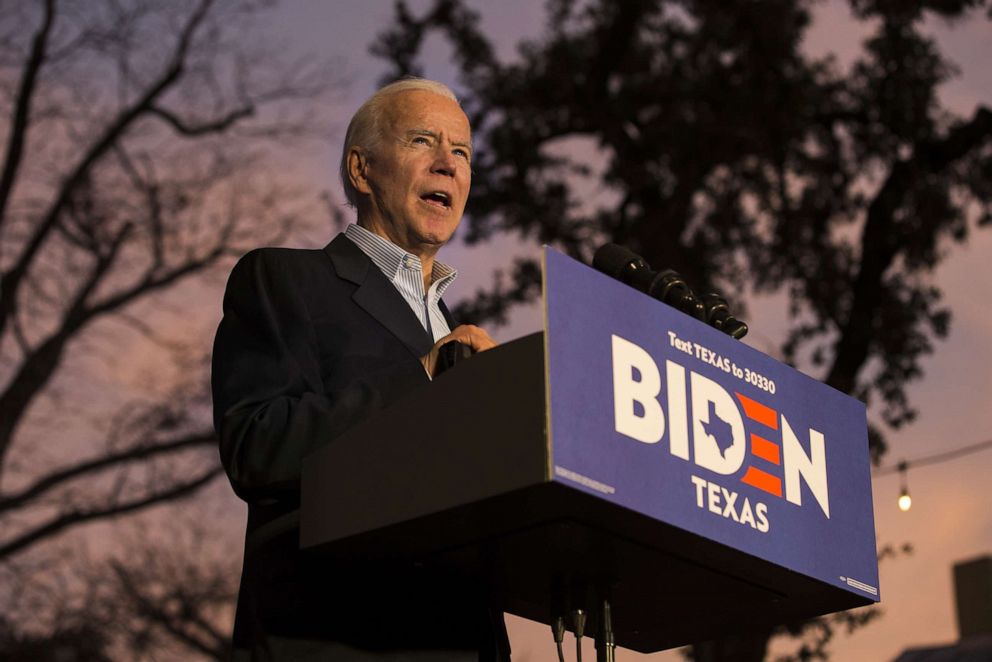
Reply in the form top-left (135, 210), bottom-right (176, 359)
top-left (384, 90), bottom-right (471, 140)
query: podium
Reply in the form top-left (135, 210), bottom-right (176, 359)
top-left (300, 248), bottom-right (879, 652)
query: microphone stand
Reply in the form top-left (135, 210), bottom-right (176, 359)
top-left (595, 598), bottom-right (616, 662)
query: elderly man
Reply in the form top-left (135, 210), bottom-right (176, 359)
top-left (212, 79), bottom-right (506, 661)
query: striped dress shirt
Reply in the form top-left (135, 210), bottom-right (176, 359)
top-left (344, 223), bottom-right (457, 343)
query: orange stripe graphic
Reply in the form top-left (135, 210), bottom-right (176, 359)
top-left (740, 466), bottom-right (783, 497)
top-left (750, 434), bottom-right (780, 465)
top-left (735, 392), bottom-right (778, 430)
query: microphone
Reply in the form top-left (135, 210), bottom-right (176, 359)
top-left (592, 242), bottom-right (650, 284)
top-left (592, 244), bottom-right (705, 321)
top-left (592, 243), bottom-right (748, 339)
top-left (434, 341), bottom-right (473, 376)
top-left (701, 293), bottom-right (749, 339)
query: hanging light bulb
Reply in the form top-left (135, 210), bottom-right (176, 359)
top-left (897, 461), bottom-right (911, 512)
top-left (898, 487), bottom-right (912, 512)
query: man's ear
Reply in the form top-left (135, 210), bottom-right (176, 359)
top-left (348, 147), bottom-right (372, 195)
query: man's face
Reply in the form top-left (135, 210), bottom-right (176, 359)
top-left (351, 90), bottom-right (472, 257)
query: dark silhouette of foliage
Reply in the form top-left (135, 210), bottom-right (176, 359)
top-left (371, 0), bottom-right (991, 659)
top-left (373, 0), bottom-right (991, 459)
top-left (0, 618), bottom-right (113, 662)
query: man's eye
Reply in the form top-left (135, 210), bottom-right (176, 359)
top-left (454, 149), bottom-right (470, 160)
top-left (412, 136), bottom-right (431, 146)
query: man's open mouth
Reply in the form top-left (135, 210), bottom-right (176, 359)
top-left (420, 191), bottom-right (452, 209)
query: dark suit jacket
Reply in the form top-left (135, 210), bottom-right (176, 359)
top-left (212, 234), bottom-right (509, 661)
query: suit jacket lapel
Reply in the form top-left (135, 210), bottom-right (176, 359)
top-left (439, 299), bottom-right (456, 329)
top-left (324, 234), bottom-right (435, 358)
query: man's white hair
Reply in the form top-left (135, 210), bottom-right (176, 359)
top-left (339, 78), bottom-right (461, 209)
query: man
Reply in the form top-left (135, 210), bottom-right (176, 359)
top-left (212, 79), bottom-right (506, 661)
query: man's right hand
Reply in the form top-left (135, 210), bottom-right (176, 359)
top-left (420, 324), bottom-right (497, 378)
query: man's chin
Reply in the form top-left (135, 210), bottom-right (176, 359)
top-left (417, 234), bottom-right (454, 253)
top-left (414, 223), bottom-right (460, 251)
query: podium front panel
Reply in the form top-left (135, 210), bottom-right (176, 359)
top-left (543, 247), bottom-right (879, 603)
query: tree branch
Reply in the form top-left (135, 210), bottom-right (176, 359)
top-left (0, 0), bottom-right (55, 234)
top-left (0, 177), bottom-right (232, 468)
top-left (113, 144), bottom-right (165, 270)
top-left (149, 104), bottom-right (255, 137)
top-left (0, 221), bottom-right (132, 469)
top-left (0, 430), bottom-right (215, 514)
top-left (112, 559), bottom-right (228, 660)
top-left (0, 0), bottom-right (215, 341)
top-left (84, 240), bottom-right (230, 321)
top-left (0, 467), bottom-right (222, 559)
top-left (825, 106), bottom-right (992, 394)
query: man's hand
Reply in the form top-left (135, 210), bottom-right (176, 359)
top-left (420, 324), bottom-right (497, 378)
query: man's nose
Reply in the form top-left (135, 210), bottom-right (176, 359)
top-left (430, 146), bottom-right (459, 177)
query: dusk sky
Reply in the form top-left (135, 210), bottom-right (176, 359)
top-left (197, 2), bottom-right (992, 660)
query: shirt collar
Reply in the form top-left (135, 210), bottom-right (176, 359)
top-left (344, 223), bottom-right (458, 295)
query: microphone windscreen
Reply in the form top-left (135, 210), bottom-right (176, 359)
top-left (592, 243), bottom-right (641, 278)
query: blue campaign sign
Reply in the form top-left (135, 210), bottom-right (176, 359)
top-left (543, 247), bottom-right (880, 602)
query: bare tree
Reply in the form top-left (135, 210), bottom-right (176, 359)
top-left (76, 516), bottom-right (240, 661)
top-left (0, 0), bottom-right (337, 584)
top-left (1, 513), bottom-right (240, 660)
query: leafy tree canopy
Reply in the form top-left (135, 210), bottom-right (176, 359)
top-left (372, 3), bottom-right (990, 658)
top-left (374, 0), bottom-right (992, 465)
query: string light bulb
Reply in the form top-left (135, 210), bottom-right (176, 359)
top-left (897, 461), bottom-right (911, 512)
top-left (898, 487), bottom-right (912, 512)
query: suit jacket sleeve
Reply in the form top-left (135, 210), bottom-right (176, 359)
top-left (211, 248), bottom-right (429, 504)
